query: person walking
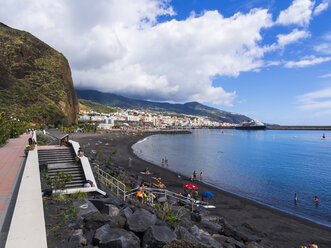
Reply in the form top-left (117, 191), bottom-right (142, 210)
top-left (200, 172), bottom-right (203, 181)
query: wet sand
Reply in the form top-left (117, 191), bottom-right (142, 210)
top-left (65, 130), bottom-right (331, 247)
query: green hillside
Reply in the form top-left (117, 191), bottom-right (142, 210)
top-left (0, 22), bottom-right (78, 125)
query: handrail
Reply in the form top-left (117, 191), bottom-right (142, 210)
top-left (94, 164), bottom-right (127, 199)
top-left (93, 164), bottom-right (209, 206)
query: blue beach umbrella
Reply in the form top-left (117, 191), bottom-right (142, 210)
top-left (202, 192), bottom-right (214, 198)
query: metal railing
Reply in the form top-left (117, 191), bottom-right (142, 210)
top-left (93, 164), bottom-right (210, 207)
top-left (94, 164), bottom-right (127, 199)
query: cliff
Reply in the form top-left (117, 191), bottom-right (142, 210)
top-left (0, 22), bottom-right (78, 125)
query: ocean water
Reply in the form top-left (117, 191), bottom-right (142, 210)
top-left (132, 129), bottom-right (331, 227)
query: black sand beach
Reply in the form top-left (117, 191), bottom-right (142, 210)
top-left (65, 130), bottom-right (331, 247)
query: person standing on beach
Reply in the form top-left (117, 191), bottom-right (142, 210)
top-left (162, 158), bottom-right (164, 168)
top-left (165, 157), bottom-right (168, 168)
top-left (200, 172), bottom-right (203, 181)
top-left (193, 170), bottom-right (197, 181)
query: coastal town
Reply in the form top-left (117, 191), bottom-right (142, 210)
top-left (78, 108), bottom-right (234, 130)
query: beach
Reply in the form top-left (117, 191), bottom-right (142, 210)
top-left (64, 130), bottom-right (331, 247)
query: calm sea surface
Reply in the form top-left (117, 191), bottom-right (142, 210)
top-left (132, 129), bottom-right (331, 227)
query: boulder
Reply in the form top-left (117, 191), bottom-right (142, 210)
top-left (93, 224), bottom-right (140, 248)
top-left (106, 204), bottom-right (120, 217)
top-left (175, 226), bottom-right (199, 243)
top-left (200, 219), bottom-right (224, 234)
top-left (89, 193), bottom-right (123, 209)
top-left (199, 229), bottom-right (223, 248)
top-left (68, 229), bottom-right (87, 247)
top-left (120, 206), bottom-right (133, 219)
top-left (225, 237), bottom-right (245, 248)
top-left (245, 241), bottom-right (264, 248)
top-left (142, 225), bottom-right (176, 248)
top-left (163, 239), bottom-right (210, 248)
top-left (112, 215), bottom-right (127, 228)
top-left (218, 219), bottom-right (261, 243)
top-left (74, 199), bottom-right (99, 218)
top-left (126, 208), bottom-right (157, 233)
top-left (189, 225), bottom-right (222, 248)
top-left (190, 212), bottom-right (202, 223)
top-left (84, 213), bottom-right (111, 230)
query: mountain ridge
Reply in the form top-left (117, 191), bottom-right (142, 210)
top-left (76, 89), bottom-right (251, 124)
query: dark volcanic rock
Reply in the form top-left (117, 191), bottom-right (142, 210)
top-left (163, 239), bottom-right (211, 248)
top-left (199, 219), bottom-right (224, 234)
top-left (219, 220), bottom-right (261, 243)
top-left (83, 213), bottom-right (111, 231)
top-left (126, 208), bottom-right (157, 233)
top-left (0, 22), bottom-right (78, 124)
top-left (93, 224), bottom-right (140, 248)
top-left (68, 229), bottom-right (87, 247)
top-left (142, 225), bottom-right (176, 248)
top-left (74, 199), bottom-right (99, 218)
top-left (120, 206), bottom-right (133, 219)
top-left (104, 204), bottom-right (120, 217)
top-left (175, 226), bottom-right (199, 243)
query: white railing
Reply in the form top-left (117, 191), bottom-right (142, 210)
top-left (93, 165), bottom-right (209, 207)
top-left (94, 164), bottom-right (127, 199)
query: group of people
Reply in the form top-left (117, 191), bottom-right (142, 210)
top-left (191, 170), bottom-right (203, 181)
top-left (161, 156), bottom-right (168, 168)
top-left (294, 193), bottom-right (319, 206)
top-left (136, 182), bottom-right (156, 204)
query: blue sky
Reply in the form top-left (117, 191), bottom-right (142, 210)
top-left (0, 0), bottom-right (331, 124)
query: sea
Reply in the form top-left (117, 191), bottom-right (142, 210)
top-left (132, 129), bottom-right (331, 227)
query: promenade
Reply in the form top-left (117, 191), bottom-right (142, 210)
top-left (0, 134), bottom-right (29, 247)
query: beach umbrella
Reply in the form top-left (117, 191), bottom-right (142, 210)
top-left (202, 192), bottom-right (214, 198)
top-left (183, 184), bottom-right (198, 190)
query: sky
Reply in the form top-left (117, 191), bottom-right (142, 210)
top-left (0, 0), bottom-right (331, 125)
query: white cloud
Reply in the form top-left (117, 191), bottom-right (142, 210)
top-left (277, 29), bottom-right (310, 47)
top-left (0, 0), bottom-right (279, 106)
top-left (314, 32), bottom-right (331, 55)
top-left (297, 87), bottom-right (331, 116)
top-left (314, 0), bottom-right (330, 16)
top-left (276, 0), bottom-right (315, 26)
top-left (319, 73), bottom-right (331, 78)
top-left (284, 56), bottom-right (331, 68)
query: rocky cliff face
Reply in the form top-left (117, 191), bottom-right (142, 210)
top-left (0, 22), bottom-right (78, 124)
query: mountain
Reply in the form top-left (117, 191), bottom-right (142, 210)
top-left (79, 99), bottom-right (117, 114)
top-left (76, 89), bottom-right (251, 124)
top-left (0, 23), bottom-right (78, 124)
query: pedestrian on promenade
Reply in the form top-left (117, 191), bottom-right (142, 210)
top-left (200, 172), bottom-right (203, 181)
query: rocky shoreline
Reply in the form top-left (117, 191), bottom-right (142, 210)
top-left (45, 130), bottom-right (331, 247)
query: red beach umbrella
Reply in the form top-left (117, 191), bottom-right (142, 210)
top-left (183, 184), bottom-right (198, 190)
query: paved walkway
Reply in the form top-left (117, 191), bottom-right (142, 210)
top-left (0, 134), bottom-right (29, 247)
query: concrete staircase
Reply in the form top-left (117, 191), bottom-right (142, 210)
top-left (38, 148), bottom-right (86, 189)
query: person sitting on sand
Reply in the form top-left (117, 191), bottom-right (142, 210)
top-left (192, 190), bottom-right (199, 201)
